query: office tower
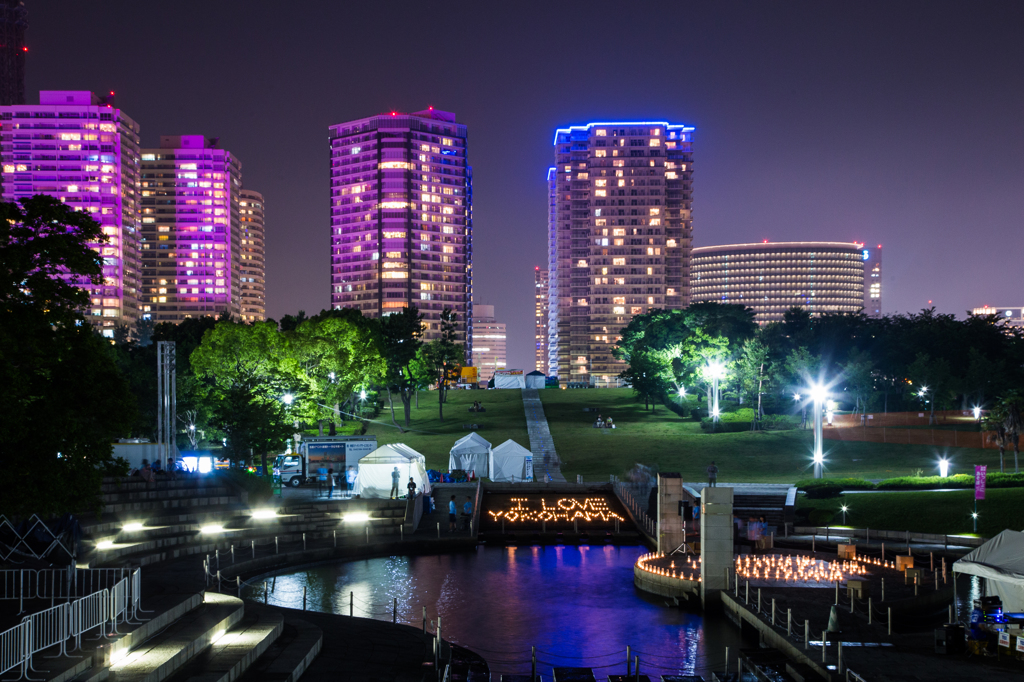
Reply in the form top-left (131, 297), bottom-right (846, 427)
top-left (471, 304), bottom-right (506, 384)
top-left (139, 136), bottom-right (242, 323)
top-left (329, 109), bottom-right (472, 347)
top-left (690, 241), bottom-right (866, 324)
top-left (534, 266), bottom-right (549, 374)
top-left (1, 90), bottom-right (141, 336)
top-left (0, 1), bottom-right (27, 106)
top-left (862, 245), bottom-right (882, 317)
top-left (970, 306), bottom-right (1024, 330)
top-left (548, 121), bottom-right (694, 386)
top-left (239, 189), bottom-right (266, 322)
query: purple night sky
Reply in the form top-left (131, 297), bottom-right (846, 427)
top-left (25, 1), bottom-right (1023, 370)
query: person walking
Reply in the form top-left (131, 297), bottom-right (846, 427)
top-left (448, 495), bottom-right (458, 532)
top-left (346, 464), bottom-right (358, 497)
top-left (706, 461), bottom-right (719, 487)
top-left (327, 467), bottom-right (335, 499)
top-left (390, 466), bottom-right (401, 499)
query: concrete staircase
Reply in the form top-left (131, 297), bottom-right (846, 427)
top-left (522, 389), bottom-right (565, 483)
top-left (79, 476), bottom-right (410, 568)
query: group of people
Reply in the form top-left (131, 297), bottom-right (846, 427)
top-left (593, 414), bottom-right (615, 429)
top-left (135, 457), bottom-right (180, 483)
top-left (468, 401), bottom-right (486, 412)
top-left (324, 465), bottom-right (358, 499)
top-left (448, 495), bottom-right (474, 532)
top-left (389, 466), bottom-right (419, 500)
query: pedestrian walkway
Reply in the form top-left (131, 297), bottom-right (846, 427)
top-left (522, 389), bottom-right (565, 482)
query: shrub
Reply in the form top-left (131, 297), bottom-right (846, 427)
top-left (700, 418), bottom-right (752, 433)
top-left (796, 478), bottom-right (874, 498)
top-left (757, 414), bottom-right (798, 431)
top-left (222, 469), bottom-right (273, 504)
top-left (808, 508), bottom-right (836, 525)
top-left (691, 407), bottom-right (708, 420)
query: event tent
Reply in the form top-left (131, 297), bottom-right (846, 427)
top-left (494, 370), bottom-right (526, 389)
top-left (489, 439), bottom-right (534, 482)
top-left (525, 371), bottom-right (546, 389)
top-left (449, 433), bottom-right (491, 477)
top-left (353, 443), bottom-right (431, 499)
top-left (953, 530), bottom-right (1024, 612)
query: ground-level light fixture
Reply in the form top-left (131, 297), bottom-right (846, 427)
top-left (201, 524), bottom-right (225, 534)
top-left (939, 459), bottom-right (950, 478)
top-left (122, 522), bottom-right (144, 532)
top-left (973, 406), bottom-right (982, 420)
top-left (344, 512), bottom-right (370, 524)
top-left (252, 509), bottom-right (277, 520)
top-left (97, 540), bottom-right (115, 550)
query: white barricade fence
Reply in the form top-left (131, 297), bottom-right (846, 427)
top-left (69, 589), bottom-right (108, 651)
top-left (109, 578), bottom-right (128, 634)
top-left (128, 568), bottom-right (148, 621)
top-left (22, 602), bottom-right (70, 666)
top-left (1, 566), bottom-right (129, 610)
top-left (72, 567), bottom-right (129, 600)
top-left (0, 620), bottom-right (30, 678)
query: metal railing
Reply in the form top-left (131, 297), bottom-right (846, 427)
top-left (613, 482), bottom-right (657, 538)
top-left (0, 620), bottom-right (30, 679)
top-left (0, 566), bottom-right (136, 614)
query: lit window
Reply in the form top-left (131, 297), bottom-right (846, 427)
top-left (613, 258), bottom-right (626, 266)
top-left (613, 297), bottom-right (626, 305)
top-left (612, 306), bottom-right (625, 314)
top-left (595, 130), bottom-right (607, 136)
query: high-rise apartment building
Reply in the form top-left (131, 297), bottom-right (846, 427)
top-left (329, 109), bottom-right (472, 347)
top-left (970, 305), bottom-right (1024, 330)
top-left (547, 121), bottom-right (694, 386)
top-left (239, 189), bottom-right (266, 322)
top-left (534, 266), bottom-right (549, 374)
top-left (1, 90), bottom-right (141, 336)
top-left (690, 241), bottom-right (867, 324)
top-left (471, 304), bottom-right (506, 384)
top-left (139, 136), bottom-right (242, 323)
top-left (862, 245), bottom-right (882, 317)
top-left (0, 1), bottom-right (27, 106)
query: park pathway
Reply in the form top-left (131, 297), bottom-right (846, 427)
top-left (522, 389), bottom-right (565, 482)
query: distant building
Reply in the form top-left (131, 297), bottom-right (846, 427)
top-left (690, 241), bottom-right (867, 325)
top-left (971, 306), bottom-right (1024, 329)
top-left (862, 245), bottom-right (882, 317)
top-left (471, 304), bottom-right (506, 384)
top-left (1, 91), bottom-right (142, 336)
top-left (0, 1), bottom-right (27, 106)
top-left (140, 136), bottom-right (242, 323)
top-left (239, 189), bottom-right (266, 322)
top-left (548, 121), bottom-right (695, 386)
top-left (534, 266), bottom-right (549, 374)
top-left (328, 109), bottom-right (472, 347)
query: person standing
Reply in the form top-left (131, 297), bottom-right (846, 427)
top-left (706, 461), bottom-right (719, 488)
top-left (327, 467), bottom-right (335, 499)
top-left (407, 477), bottom-right (417, 499)
top-left (390, 466), bottom-right (401, 499)
top-left (346, 466), bottom-right (357, 498)
top-left (448, 495), bottom-right (457, 532)
top-left (461, 495), bottom-right (473, 531)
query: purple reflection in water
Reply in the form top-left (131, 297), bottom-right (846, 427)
top-left (256, 545), bottom-right (748, 678)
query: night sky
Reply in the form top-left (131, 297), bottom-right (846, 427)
top-left (26, 1), bottom-right (1023, 369)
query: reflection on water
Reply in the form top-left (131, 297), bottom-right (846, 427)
top-left (248, 545), bottom-right (747, 677)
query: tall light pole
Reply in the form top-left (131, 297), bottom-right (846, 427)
top-left (811, 383), bottom-right (826, 479)
top-left (708, 361), bottom-right (724, 424)
top-left (794, 393), bottom-right (806, 429)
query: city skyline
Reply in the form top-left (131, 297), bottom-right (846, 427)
top-left (17, 1), bottom-right (1024, 368)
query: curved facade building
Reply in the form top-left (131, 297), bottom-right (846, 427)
top-left (691, 241), bottom-right (868, 324)
top-left (239, 189), bottom-right (266, 322)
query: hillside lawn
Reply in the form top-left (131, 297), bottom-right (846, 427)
top-left (537, 388), bottom-right (997, 483)
top-left (361, 389), bottom-right (530, 472)
top-left (796, 488), bottom-right (1024, 537)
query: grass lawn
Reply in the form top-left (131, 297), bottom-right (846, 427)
top-left (538, 388), bottom-right (996, 483)
top-left (796, 488), bottom-right (1024, 537)
top-left (361, 389), bottom-right (530, 472)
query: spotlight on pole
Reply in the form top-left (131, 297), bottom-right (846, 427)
top-left (282, 393), bottom-right (294, 405)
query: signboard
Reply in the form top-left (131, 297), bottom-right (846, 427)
top-left (524, 454), bottom-right (534, 482)
top-left (999, 631), bottom-right (1010, 648)
top-left (482, 493), bottom-right (625, 528)
top-left (975, 465), bottom-right (987, 500)
top-left (303, 437), bottom-right (378, 471)
top-left (1016, 636), bottom-right (1024, 653)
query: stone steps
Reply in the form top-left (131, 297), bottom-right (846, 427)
top-left (160, 609), bottom-right (283, 682)
top-left (233, 610), bottom-right (322, 682)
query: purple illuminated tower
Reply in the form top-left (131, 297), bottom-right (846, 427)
top-left (329, 109), bottom-right (472, 345)
top-left (139, 136), bottom-right (242, 322)
top-left (0, 90), bottom-right (141, 336)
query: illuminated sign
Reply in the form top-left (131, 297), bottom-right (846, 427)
top-left (862, 250), bottom-right (870, 260)
top-left (487, 497), bottom-right (624, 523)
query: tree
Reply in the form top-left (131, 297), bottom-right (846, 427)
top-left (619, 350), bottom-right (671, 410)
top-left (0, 197), bottom-right (136, 516)
top-left (908, 352), bottom-right (951, 425)
top-left (415, 308), bottom-right (463, 422)
top-left (735, 338), bottom-right (773, 420)
top-left (986, 407), bottom-right (1011, 474)
top-left (378, 306), bottom-right (425, 429)
top-left (841, 350), bottom-right (875, 415)
top-left (998, 391), bottom-right (1024, 474)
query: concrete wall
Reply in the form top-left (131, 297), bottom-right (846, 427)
top-left (657, 473), bottom-right (684, 553)
top-left (700, 486), bottom-right (733, 607)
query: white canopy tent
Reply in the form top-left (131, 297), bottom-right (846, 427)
top-left (449, 433), bottom-right (491, 477)
top-left (489, 439), bottom-right (534, 482)
top-left (494, 370), bottom-right (526, 389)
top-left (353, 443), bottom-right (432, 499)
top-left (525, 371), bottom-right (546, 389)
top-left (954, 530), bottom-right (1024, 613)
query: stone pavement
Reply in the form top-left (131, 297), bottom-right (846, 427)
top-left (522, 389), bottom-right (565, 483)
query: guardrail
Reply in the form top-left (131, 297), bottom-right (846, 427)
top-left (613, 482), bottom-right (657, 539)
top-left (792, 526), bottom-right (986, 549)
top-left (0, 567), bottom-right (138, 614)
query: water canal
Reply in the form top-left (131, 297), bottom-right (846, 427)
top-left (247, 544), bottom-right (751, 678)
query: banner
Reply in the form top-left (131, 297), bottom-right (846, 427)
top-left (975, 464), bottom-right (987, 500)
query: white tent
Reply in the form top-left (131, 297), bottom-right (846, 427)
top-left (449, 433), bottom-right (491, 477)
top-left (525, 371), bottom-right (546, 389)
top-left (494, 370), bottom-right (526, 389)
top-left (954, 530), bottom-right (1024, 612)
top-left (353, 443), bottom-right (431, 499)
top-left (489, 439), bottom-right (534, 482)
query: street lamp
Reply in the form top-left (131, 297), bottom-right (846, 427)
top-left (359, 389), bottom-right (367, 401)
top-left (708, 361), bottom-right (724, 424)
top-left (678, 386), bottom-right (686, 398)
top-left (973, 406), bottom-right (981, 421)
top-left (972, 509), bottom-right (979, 533)
top-left (810, 383), bottom-right (827, 479)
top-left (794, 393), bottom-right (807, 430)
top-left (841, 505), bottom-right (848, 525)
top-left (282, 393), bottom-right (294, 405)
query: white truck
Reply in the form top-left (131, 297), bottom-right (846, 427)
top-left (273, 436), bottom-right (377, 488)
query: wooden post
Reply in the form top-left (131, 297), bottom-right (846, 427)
top-left (888, 607), bottom-right (892, 635)
top-left (822, 631), bottom-right (828, 662)
top-left (626, 645), bottom-right (631, 677)
top-left (804, 620), bottom-right (809, 649)
top-left (302, 586), bottom-right (306, 611)
top-left (868, 597), bottom-right (873, 624)
top-left (350, 591), bottom-right (353, 617)
top-left (772, 598), bottom-right (776, 625)
top-left (393, 597), bottom-right (397, 623)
